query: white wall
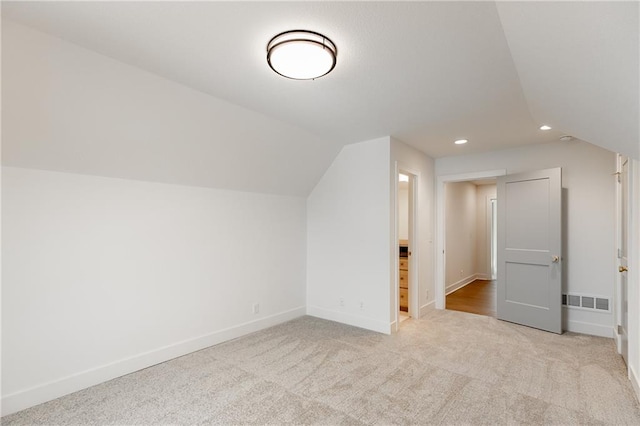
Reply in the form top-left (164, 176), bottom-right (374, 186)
top-left (476, 184), bottom-right (497, 279)
top-left (306, 137), bottom-right (392, 333)
top-left (437, 140), bottom-right (617, 337)
top-left (391, 138), bottom-right (436, 318)
top-left (444, 182), bottom-right (477, 292)
top-left (1, 167), bottom-right (307, 415)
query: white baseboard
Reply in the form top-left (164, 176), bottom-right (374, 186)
top-left (615, 327), bottom-right (623, 354)
top-left (630, 365), bottom-right (640, 404)
top-left (564, 319), bottom-right (614, 338)
top-left (476, 273), bottom-right (491, 280)
top-left (445, 274), bottom-right (478, 296)
top-left (1, 306), bottom-right (305, 417)
top-left (306, 305), bottom-right (391, 335)
top-left (419, 301), bottom-right (435, 318)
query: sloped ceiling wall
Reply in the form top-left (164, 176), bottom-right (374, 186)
top-left (497, 1), bottom-right (639, 159)
top-left (1, 2), bottom-right (638, 199)
top-left (1, 21), bottom-right (340, 196)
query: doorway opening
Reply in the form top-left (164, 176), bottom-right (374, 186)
top-left (396, 168), bottom-right (417, 328)
top-left (437, 168), bottom-right (563, 333)
top-left (442, 178), bottom-right (497, 317)
top-left (398, 172), bottom-right (410, 324)
top-left (435, 169), bottom-right (506, 312)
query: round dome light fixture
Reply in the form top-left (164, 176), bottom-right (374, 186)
top-left (267, 30), bottom-right (337, 80)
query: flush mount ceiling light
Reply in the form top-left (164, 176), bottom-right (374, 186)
top-left (399, 174), bottom-right (409, 182)
top-left (540, 125), bottom-right (552, 130)
top-left (267, 30), bottom-right (337, 80)
top-left (454, 139), bottom-right (468, 145)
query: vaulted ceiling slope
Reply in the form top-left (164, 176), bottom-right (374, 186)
top-left (1, 20), bottom-right (339, 196)
top-left (496, 1), bottom-right (639, 160)
top-left (1, 2), bottom-right (638, 196)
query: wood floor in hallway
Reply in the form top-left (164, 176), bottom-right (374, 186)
top-left (446, 279), bottom-right (496, 317)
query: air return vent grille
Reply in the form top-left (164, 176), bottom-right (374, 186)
top-left (595, 298), bottom-right (609, 311)
top-left (562, 293), bottom-right (610, 312)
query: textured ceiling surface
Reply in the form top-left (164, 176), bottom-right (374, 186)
top-left (2, 1), bottom-right (638, 194)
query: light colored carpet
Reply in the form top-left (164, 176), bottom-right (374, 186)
top-left (3, 309), bottom-right (640, 425)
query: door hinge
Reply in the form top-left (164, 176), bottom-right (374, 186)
top-left (618, 248), bottom-right (622, 259)
top-left (613, 171), bottom-right (621, 183)
top-left (617, 325), bottom-right (623, 335)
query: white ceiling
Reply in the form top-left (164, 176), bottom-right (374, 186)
top-left (1, 1), bottom-right (638, 191)
top-left (472, 179), bottom-right (496, 187)
top-left (496, 1), bottom-right (639, 160)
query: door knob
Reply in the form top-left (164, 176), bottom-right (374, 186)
top-left (619, 266), bottom-right (628, 273)
top-left (552, 256), bottom-right (560, 263)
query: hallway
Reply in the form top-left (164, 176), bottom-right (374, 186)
top-left (446, 279), bottom-right (496, 317)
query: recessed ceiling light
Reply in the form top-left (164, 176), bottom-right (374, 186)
top-left (267, 30), bottom-right (337, 80)
top-left (454, 139), bottom-right (468, 145)
top-left (559, 135), bottom-right (574, 142)
top-left (399, 174), bottom-right (409, 182)
top-left (540, 125), bottom-right (552, 130)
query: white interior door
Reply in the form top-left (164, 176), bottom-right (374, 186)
top-left (497, 168), bottom-right (562, 333)
top-left (619, 156), bottom-right (629, 364)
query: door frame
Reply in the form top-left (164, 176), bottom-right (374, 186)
top-left (435, 169), bottom-right (506, 309)
top-left (628, 159), bottom-right (640, 398)
top-left (615, 154), bottom-right (629, 356)
top-left (393, 162), bottom-right (420, 331)
top-left (489, 197), bottom-right (498, 280)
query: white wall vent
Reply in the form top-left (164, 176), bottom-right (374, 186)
top-left (562, 293), bottom-right (610, 313)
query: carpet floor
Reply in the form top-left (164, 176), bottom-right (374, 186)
top-left (3, 309), bottom-right (640, 425)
